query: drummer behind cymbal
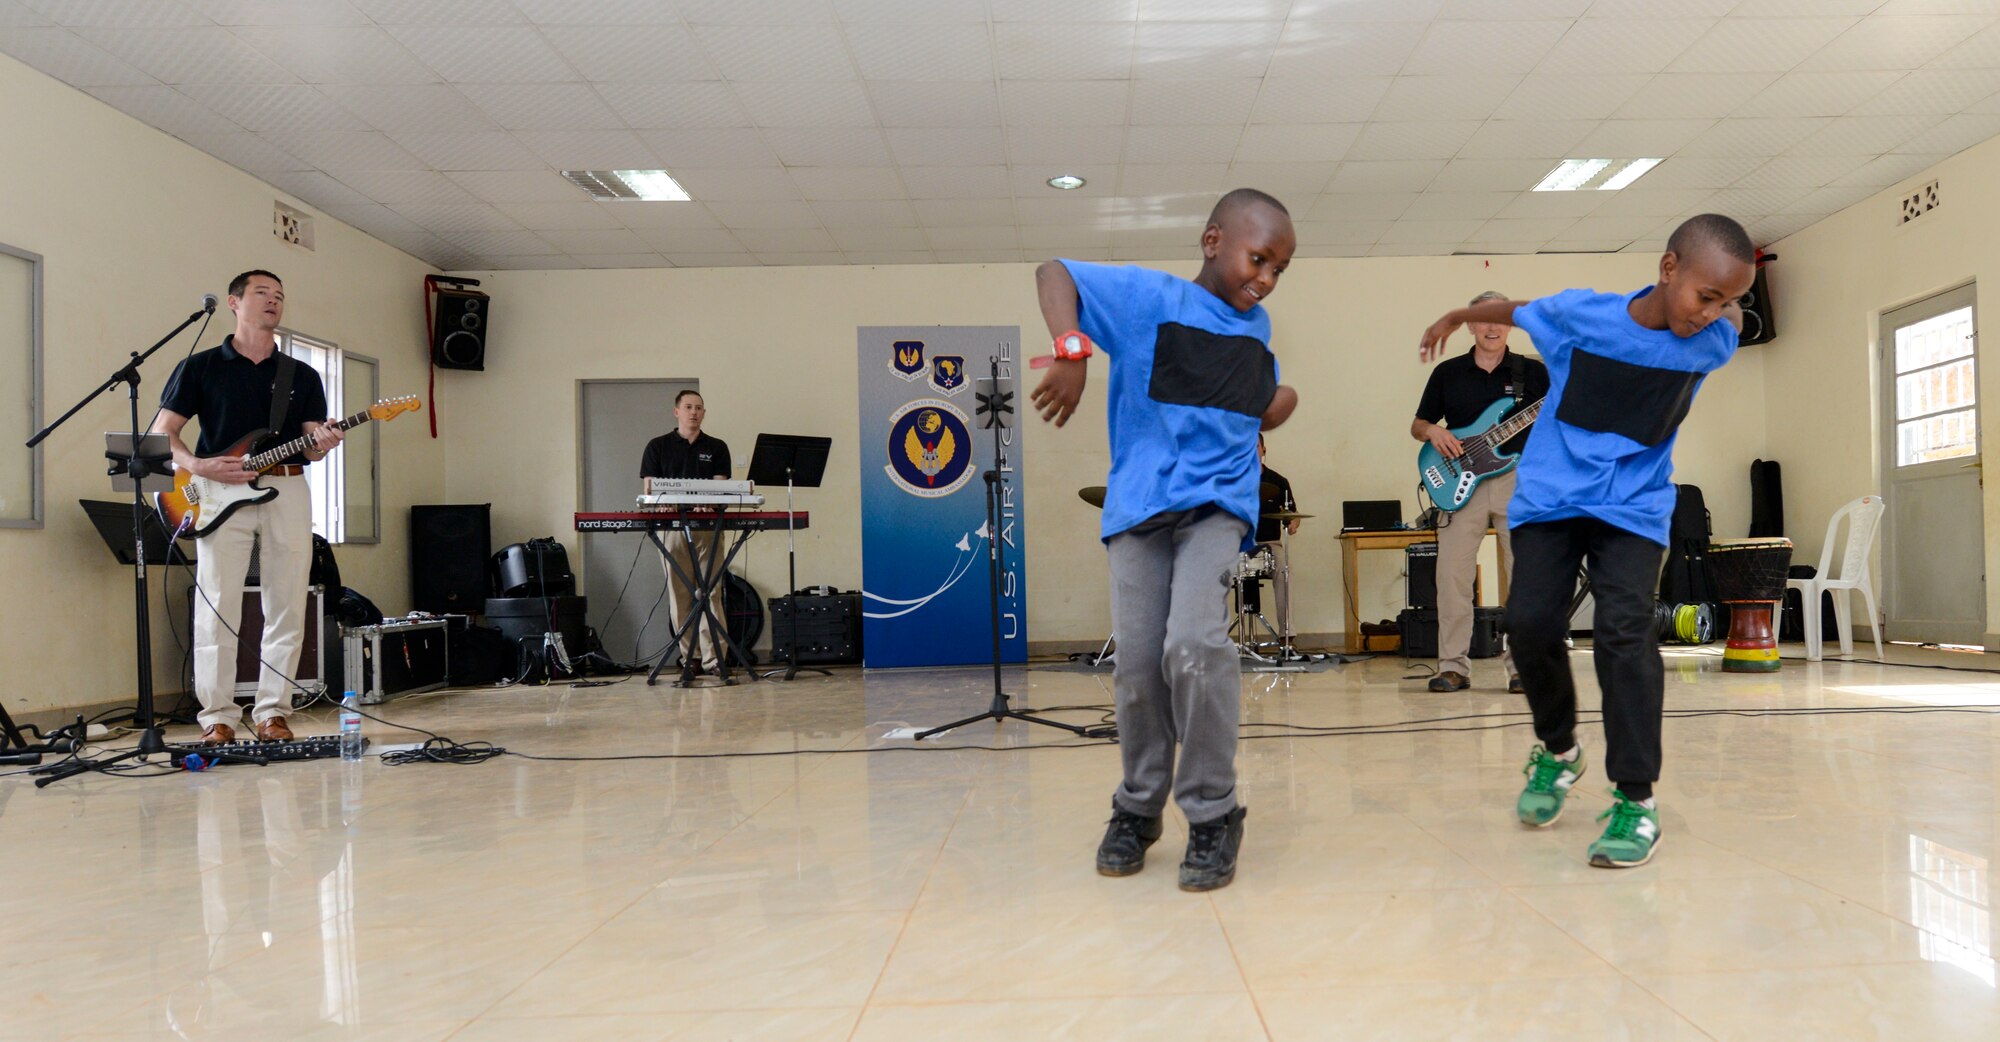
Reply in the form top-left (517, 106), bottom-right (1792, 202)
top-left (1255, 433), bottom-right (1300, 642)
top-left (1417, 213), bottom-right (1755, 870)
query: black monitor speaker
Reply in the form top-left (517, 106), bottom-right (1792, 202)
top-left (432, 288), bottom-right (489, 370)
top-left (1739, 264), bottom-right (1776, 346)
top-left (411, 504), bottom-right (491, 613)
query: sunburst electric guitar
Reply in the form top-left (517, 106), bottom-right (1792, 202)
top-left (1416, 396), bottom-right (1544, 513)
top-left (155, 396), bottom-right (421, 539)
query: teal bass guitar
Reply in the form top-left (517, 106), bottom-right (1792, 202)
top-left (1417, 396), bottom-right (1545, 512)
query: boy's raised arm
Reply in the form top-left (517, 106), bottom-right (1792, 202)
top-left (1419, 298), bottom-right (1529, 363)
top-left (1030, 260), bottom-right (1089, 427)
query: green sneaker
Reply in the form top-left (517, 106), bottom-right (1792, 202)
top-left (1516, 744), bottom-right (1586, 827)
top-left (1588, 790), bottom-right (1662, 868)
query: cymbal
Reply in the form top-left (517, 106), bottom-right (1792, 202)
top-left (1078, 485), bottom-right (1107, 508)
top-left (1265, 510), bottom-right (1314, 521)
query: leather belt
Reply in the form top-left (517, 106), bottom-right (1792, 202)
top-left (266, 465), bottom-right (306, 477)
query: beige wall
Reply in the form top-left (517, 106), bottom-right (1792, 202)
top-left (446, 251), bottom-right (1770, 650)
top-left (1761, 132), bottom-right (2000, 643)
top-left (0, 54), bottom-right (440, 716)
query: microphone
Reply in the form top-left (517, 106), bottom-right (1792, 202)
top-left (200, 293), bottom-right (219, 313)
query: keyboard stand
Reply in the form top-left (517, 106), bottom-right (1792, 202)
top-left (646, 512), bottom-right (762, 688)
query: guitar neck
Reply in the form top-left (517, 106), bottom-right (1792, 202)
top-left (245, 410), bottom-right (371, 471)
top-left (1469, 398), bottom-right (1543, 450)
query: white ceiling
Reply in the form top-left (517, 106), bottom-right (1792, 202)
top-left (6, 0), bottom-right (2000, 270)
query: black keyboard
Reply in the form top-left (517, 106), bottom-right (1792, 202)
top-left (179, 735), bottom-right (363, 762)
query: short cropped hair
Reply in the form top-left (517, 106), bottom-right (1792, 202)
top-left (1666, 214), bottom-right (1754, 266)
top-left (1469, 290), bottom-right (1509, 307)
top-left (228, 270), bottom-right (281, 298)
top-left (674, 389), bottom-right (703, 407)
top-left (1207, 187), bottom-right (1289, 226)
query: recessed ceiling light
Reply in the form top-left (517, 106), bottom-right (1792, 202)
top-left (1046, 174), bottom-right (1086, 190)
top-left (562, 169), bottom-right (691, 202)
top-left (1531, 158), bottom-right (1662, 192)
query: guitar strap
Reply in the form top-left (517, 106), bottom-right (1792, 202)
top-left (268, 350), bottom-right (297, 437)
top-left (1505, 352), bottom-right (1526, 404)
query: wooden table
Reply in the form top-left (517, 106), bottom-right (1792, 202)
top-left (1338, 528), bottom-right (1506, 654)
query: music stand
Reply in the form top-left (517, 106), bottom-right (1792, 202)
top-left (748, 434), bottom-right (832, 681)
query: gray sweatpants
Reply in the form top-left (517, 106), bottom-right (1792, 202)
top-left (1107, 507), bottom-right (1248, 824)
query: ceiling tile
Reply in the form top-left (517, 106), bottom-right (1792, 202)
top-left (1341, 121), bottom-right (1477, 161)
top-left (1428, 158), bottom-right (1557, 193)
top-left (322, 202), bottom-right (425, 236)
top-left (611, 201), bottom-right (723, 228)
top-left (1557, 214), bottom-right (1673, 241)
top-left (1631, 154), bottom-right (1763, 189)
top-left (1250, 77), bottom-right (1387, 125)
top-left (537, 227), bottom-right (652, 253)
top-left (766, 126), bottom-right (893, 166)
top-left (445, 169), bottom-right (589, 203)
top-left (175, 83), bottom-right (369, 134)
top-left (319, 84), bottom-right (497, 133)
top-left (1140, 0), bottom-right (1289, 19)
top-left (1224, 162), bottom-right (1336, 197)
top-left (1782, 183), bottom-right (1877, 215)
top-left (1266, 21), bottom-right (1426, 78)
top-left (1854, 68), bottom-right (2000, 115)
top-left (1402, 191), bottom-right (1514, 220)
top-left (1402, 19), bottom-right (1569, 75)
top-left (458, 83), bottom-right (620, 130)
top-left (388, 130), bottom-right (547, 169)
top-left (826, 226), bottom-right (926, 251)
top-left (541, 24), bottom-right (712, 83)
top-left (638, 127), bottom-right (780, 168)
top-left (885, 126), bottom-right (1008, 166)
top-left (1699, 184), bottom-right (1811, 216)
top-left (844, 249), bottom-right (937, 264)
top-left (519, 0), bottom-right (686, 23)
top-left (870, 80), bottom-right (1001, 127)
top-left (926, 226), bottom-right (1021, 251)
top-left (1132, 21), bottom-right (1281, 80)
top-left (669, 167), bottom-right (803, 202)
top-left (77, 26), bottom-right (296, 83)
top-left (914, 197), bottom-right (1019, 226)
top-left (0, 27), bottom-right (153, 85)
top-left (632, 227), bottom-right (745, 251)
top-left (1118, 162), bottom-right (1230, 195)
top-left (1326, 159), bottom-right (1444, 193)
top-left (1469, 217), bottom-right (1577, 242)
top-left (1002, 80), bottom-right (1130, 126)
top-left (1237, 122), bottom-right (1362, 163)
top-left (1008, 125), bottom-right (1125, 166)
top-left (809, 199), bottom-right (918, 225)
top-left (1372, 75), bottom-right (1521, 122)
top-left (1491, 190), bottom-right (1607, 218)
top-left (733, 80), bottom-right (874, 127)
top-left (389, 202), bottom-right (523, 232)
top-left (1018, 226), bottom-right (1114, 251)
top-left (1783, 114), bottom-right (1943, 155)
top-left (1930, 20), bottom-right (2000, 68)
top-left (847, 23), bottom-right (993, 80)
top-left (834, 0), bottom-right (988, 21)
top-left (1492, 74), bottom-right (1650, 120)
top-left (989, 0), bottom-right (1138, 21)
top-left (388, 26), bottom-right (580, 83)
top-left (1733, 71), bottom-right (1904, 118)
top-left (994, 22), bottom-right (1134, 80)
top-left (435, 229), bottom-right (557, 255)
top-left (347, 1), bottom-right (524, 26)
top-left (1131, 78), bottom-right (1260, 125)
top-left (1291, 219), bottom-right (1390, 245)
top-left (695, 24), bottom-right (854, 81)
top-left (264, 129), bottom-right (424, 171)
top-left (787, 165), bottom-right (905, 199)
top-left (1674, 117), bottom-right (1831, 158)
top-left (1612, 73), bottom-right (1777, 120)
top-left (1306, 192), bottom-right (1416, 220)
top-left (1586, 187), bottom-right (1717, 217)
top-left (22, 1), bottom-right (204, 26)
top-left (1894, 111), bottom-right (2000, 154)
top-left (899, 165), bottom-right (1013, 199)
top-left (515, 128), bottom-right (658, 168)
top-left (1666, 17), bottom-right (1858, 74)
top-left (231, 26), bottom-right (434, 84)
top-left (1795, 15), bottom-right (1993, 72)
top-left (569, 253), bottom-right (675, 268)
top-left (1454, 120), bottom-right (1596, 160)
top-left (177, 128), bottom-right (311, 170)
top-left (1378, 218), bottom-right (1487, 244)
top-left (183, 1), bottom-right (370, 26)
top-left (1730, 154), bottom-right (1871, 188)
top-left (84, 84), bottom-right (241, 137)
top-left (262, 169), bottom-right (374, 208)
top-left (1570, 119), bottom-right (1715, 156)
top-left (336, 169), bottom-right (478, 205)
top-left (756, 252), bottom-right (853, 265)
top-left (598, 81), bottom-right (748, 128)
top-left (1830, 151), bottom-right (1947, 186)
top-left (674, 0), bottom-right (835, 25)
top-left (1126, 124), bottom-right (1240, 164)
top-left (665, 252), bottom-right (759, 267)
top-left (1442, 0), bottom-right (1593, 16)
top-left (1537, 18), bottom-right (1718, 75)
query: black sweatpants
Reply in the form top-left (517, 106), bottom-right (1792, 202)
top-left (1505, 519), bottom-right (1667, 797)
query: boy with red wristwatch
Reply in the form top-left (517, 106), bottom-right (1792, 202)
top-left (1029, 188), bottom-right (1299, 892)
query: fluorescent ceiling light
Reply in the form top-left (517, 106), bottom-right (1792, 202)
top-left (1046, 174), bottom-right (1086, 190)
top-left (562, 169), bottom-right (691, 201)
top-left (1532, 158), bottom-right (1663, 192)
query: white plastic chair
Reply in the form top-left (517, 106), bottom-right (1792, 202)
top-left (1786, 495), bottom-right (1886, 661)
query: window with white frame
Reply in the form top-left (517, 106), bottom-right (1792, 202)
top-left (278, 329), bottom-right (345, 543)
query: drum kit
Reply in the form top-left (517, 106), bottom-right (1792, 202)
top-left (1076, 482), bottom-right (1325, 670)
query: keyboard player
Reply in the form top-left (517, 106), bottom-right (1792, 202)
top-left (640, 389), bottom-right (732, 675)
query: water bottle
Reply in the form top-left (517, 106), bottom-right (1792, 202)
top-left (339, 690), bottom-right (364, 762)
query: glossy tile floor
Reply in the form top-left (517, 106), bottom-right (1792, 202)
top-left (6, 644), bottom-right (2000, 1040)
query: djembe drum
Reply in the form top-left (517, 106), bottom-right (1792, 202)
top-left (1706, 538), bottom-right (1793, 673)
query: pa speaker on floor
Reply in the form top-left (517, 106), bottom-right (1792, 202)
top-left (432, 287), bottom-right (489, 370)
top-left (410, 504), bottom-right (491, 614)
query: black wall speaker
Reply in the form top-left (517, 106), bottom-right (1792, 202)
top-left (410, 504), bottom-right (491, 614)
top-left (1739, 264), bottom-right (1776, 346)
top-left (432, 288), bottom-right (489, 370)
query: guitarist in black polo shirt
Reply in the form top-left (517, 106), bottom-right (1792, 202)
top-left (1411, 291), bottom-right (1548, 693)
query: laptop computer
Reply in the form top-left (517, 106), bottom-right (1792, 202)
top-left (1341, 499), bottom-right (1404, 532)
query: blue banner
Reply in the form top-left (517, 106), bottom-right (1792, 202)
top-left (857, 327), bottom-right (1026, 668)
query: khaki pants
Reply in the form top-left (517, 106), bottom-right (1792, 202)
top-left (192, 474), bottom-right (312, 730)
top-left (1437, 471), bottom-right (1514, 678)
top-left (658, 530), bottom-right (726, 671)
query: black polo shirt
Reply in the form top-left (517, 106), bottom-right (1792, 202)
top-left (1256, 465), bottom-right (1296, 544)
top-left (159, 336), bottom-right (328, 465)
top-left (1415, 347), bottom-right (1550, 456)
top-left (641, 430), bottom-right (731, 481)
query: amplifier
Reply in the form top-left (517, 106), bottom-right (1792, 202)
top-left (770, 593), bottom-right (862, 665)
top-left (343, 617), bottom-right (453, 705)
top-left (1397, 606), bottom-right (1505, 661)
top-left (1405, 543), bottom-right (1437, 609)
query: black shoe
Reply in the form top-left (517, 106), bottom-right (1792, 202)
top-left (1428, 671), bottom-right (1470, 692)
top-left (1179, 806), bottom-right (1247, 892)
top-left (1507, 675), bottom-right (1525, 694)
top-left (1096, 808), bottom-right (1164, 877)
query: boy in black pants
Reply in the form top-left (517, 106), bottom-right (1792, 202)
top-left (1418, 214), bottom-right (1756, 868)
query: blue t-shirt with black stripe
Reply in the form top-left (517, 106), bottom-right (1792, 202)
top-left (1509, 286), bottom-right (1739, 546)
top-left (1061, 260), bottom-right (1278, 548)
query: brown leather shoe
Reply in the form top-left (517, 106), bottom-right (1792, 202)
top-left (255, 717), bottom-right (294, 742)
top-left (1507, 675), bottom-right (1526, 694)
top-left (1427, 671), bottom-right (1471, 692)
top-left (200, 723), bottom-right (235, 746)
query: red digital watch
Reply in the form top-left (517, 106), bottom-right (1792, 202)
top-left (1029, 329), bottom-right (1095, 369)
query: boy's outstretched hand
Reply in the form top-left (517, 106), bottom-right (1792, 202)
top-left (1261, 384), bottom-right (1297, 430)
top-left (1031, 358), bottom-right (1087, 427)
top-left (1419, 313), bottom-right (1461, 362)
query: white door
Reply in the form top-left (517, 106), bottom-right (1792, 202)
top-left (1879, 286), bottom-right (1984, 644)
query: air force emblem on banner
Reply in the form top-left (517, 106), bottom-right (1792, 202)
top-left (929, 355), bottom-right (966, 395)
top-left (886, 399), bottom-right (974, 498)
top-left (890, 340), bottom-right (925, 381)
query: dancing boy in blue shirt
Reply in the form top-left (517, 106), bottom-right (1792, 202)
top-left (1030, 189), bottom-right (1299, 891)
top-left (1418, 214), bottom-right (1756, 868)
